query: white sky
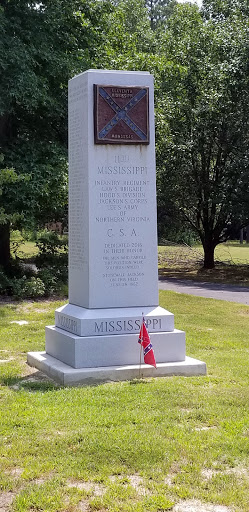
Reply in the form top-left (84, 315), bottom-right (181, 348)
top-left (178, 0), bottom-right (203, 7)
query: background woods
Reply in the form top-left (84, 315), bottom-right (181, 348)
top-left (1, 0), bottom-right (249, 292)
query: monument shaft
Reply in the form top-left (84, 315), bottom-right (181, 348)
top-left (68, 70), bottom-right (158, 309)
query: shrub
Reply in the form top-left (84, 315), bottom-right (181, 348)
top-left (11, 276), bottom-right (45, 299)
top-left (0, 269), bottom-right (12, 295)
top-left (38, 268), bottom-right (59, 296)
top-left (36, 230), bottom-right (68, 266)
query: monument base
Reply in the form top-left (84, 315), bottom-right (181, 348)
top-left (27, 352), bottom-right (207, 386)
top-left (45, 325), bottom-right (186, 368)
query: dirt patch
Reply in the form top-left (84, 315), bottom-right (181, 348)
top-left (10, 320), bottom-right (29, 325)
top-left (195, 426), bottom-right (217, 432)
top-left (201, 466), bottom-right (249, 481)
top-left (164, 474), bottom-right (174, 486)
top-left (128, 474), bottom-right (148, 496)
top-left (173, 500), bottom-right (233, 512)
top-left (33, 478), bottom-right (47, 485)
top-left (201, 469), bottom-right (215, 480)
top-left (8, 468), bottom-right (23, 478)
top-left (109, 474), bottom-right (149, 496)
top-left (224, 467), bottom-right (249, 479)
top-left (78, 499), bottom-right (90, 511)
top-left (67, 481), bottom-right (105, 497)
top-left (0, 492), bottom-right (14, 511)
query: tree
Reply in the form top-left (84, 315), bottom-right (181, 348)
top-left (0, 0), bottom-right (109, 270)
top-left (155, 2), bottom-right (249, 268)
top-left (103, 0), bottom-right (154, 69)
top-left (0, 161), bottom-right (28, 267)
top-left (145, 0), bottom-right (177, 30)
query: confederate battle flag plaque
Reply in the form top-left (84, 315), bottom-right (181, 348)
top-left (94, 84), bottom-right (149, 144)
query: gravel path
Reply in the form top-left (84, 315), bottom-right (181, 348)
top-left (159, 277), bottom-right (249, 305)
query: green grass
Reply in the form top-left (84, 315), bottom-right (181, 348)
top-left (159, 242), bottom-right (249, 285)
top-left (10, 231), bottom-right (38, 259)
top-left (214, 242), bottom-right (249, 264)
top-left (15, 240), bottom-right (39, 258)
top-left (0, 293), bottom-right (249, 511)
top-left (159, 241), bottom-right (249, 264)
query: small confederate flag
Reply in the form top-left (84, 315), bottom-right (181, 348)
top-left (138, 318), bottom-right (157, 368)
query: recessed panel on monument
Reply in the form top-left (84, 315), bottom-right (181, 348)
top-left (69, 70), bottom-right (158, 309)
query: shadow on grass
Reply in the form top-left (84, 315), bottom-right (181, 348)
top-left (2, 370), bottom-right (61, 392)
top-left (129, 378), bottom-right (151, 385)
top-left (159, 263), bottom-right (249, 286)
top-left (3, 371), bottom-right (151, 391)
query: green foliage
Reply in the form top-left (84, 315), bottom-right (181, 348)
top-left (145, 0), bottom-right (177, 30)
top-left (1, 0), bottom-right (249, 275)
top-left (0, 268), bottom-right (12, 294)
top-left (0, 270), bottom-right (46, 299)
top-left (11, 276), bottom-right (46, 299)
top-left (0, 162), bottom-right (28, 226)
top-left (0, 230), bottom-right (68, 298)
top-left (36, 230), bottom-right (68, 260)
top-left (35, 230), bottom-right (68, 295)
top-left (103, 0), bottom-right (156, 70)
top-left (154, 2), bottom-right (249, 267)
top-left (0, 0), bottom-right (110, 268)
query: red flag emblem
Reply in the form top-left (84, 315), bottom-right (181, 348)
top-left (138, 318), bottom-right (157, 368)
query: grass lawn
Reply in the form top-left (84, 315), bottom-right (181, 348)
top-left (10, 232), bottom-right (39, 260)
top-left (0, 292), bottom-right (249, 511)
top-left (15, 240), bottom-right (39, 258)
top-left (159, 242), bottom-right (249, 286)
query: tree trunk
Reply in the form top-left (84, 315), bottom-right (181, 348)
top-left (0, 223), bottom-right (11, 269)
top-left (203, 242), bottom-right (215, 269)
top-left (246, 225), bottom-right (249, 244)
top-left (240, 228), bottom-right (244, 244)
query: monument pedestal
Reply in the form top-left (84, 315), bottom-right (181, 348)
top-left (28, 304), bottom-right (206, 383)
top-left (27, 69), bottom-right (206, 384)
top-left (27, 352), bottom-right (206, 386)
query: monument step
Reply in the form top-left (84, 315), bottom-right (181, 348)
top-left (55, 304), bottom-right (174, 337)
top-left (45, 325), bottom-right (185, 369)
top-left (27, 352), bottom-right (207, 386)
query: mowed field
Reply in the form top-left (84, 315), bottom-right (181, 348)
top-left (0, 290), bottom-right (249, 512)
top-left (158, 242), bottom-right (249, 285)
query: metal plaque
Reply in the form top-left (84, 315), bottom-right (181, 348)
top-left (94, 85), bottom-right (149, 144)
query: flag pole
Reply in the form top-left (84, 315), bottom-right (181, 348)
top-left (138, 313), bottom-right (144, 379)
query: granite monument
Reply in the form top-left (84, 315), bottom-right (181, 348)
top-left (27, 70), bottom-right (206, 384)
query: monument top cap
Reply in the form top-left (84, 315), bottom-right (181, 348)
top-left (70, 69), bottom-right (151, 81)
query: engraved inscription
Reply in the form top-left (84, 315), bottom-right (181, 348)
top-left (57, 314), bottom-right (79, 334)
top-left (94, 318), bottom-right (162, 334)
top-left (92, 151), bottom-right (155, 290)
top-left (69, 82), bottom-right (88, 272)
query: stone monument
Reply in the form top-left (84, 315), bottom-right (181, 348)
top-left (28, 70), bottom-right (206, 385)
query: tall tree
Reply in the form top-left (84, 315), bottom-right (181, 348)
top-left (145, 0), bottom-right (177, 30)
top-left (155, 2), bottom-right (249, 268)
top-left (0, 0), bottom-right (109, 269)
top-left (103, 0), bottom-right (154, 69)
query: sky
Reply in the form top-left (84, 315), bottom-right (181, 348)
top-left (178, 0), bottom-right (203, 7)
